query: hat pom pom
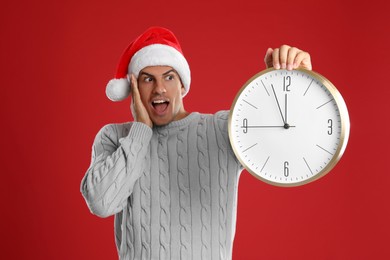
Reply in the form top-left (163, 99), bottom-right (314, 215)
top-left (106, 78), bottom-right (130, 101)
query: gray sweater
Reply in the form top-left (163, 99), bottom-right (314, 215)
top-left (81, 111), bottom-right (243, 260)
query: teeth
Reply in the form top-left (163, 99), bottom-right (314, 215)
top-left (152, 100), bottom-right (167, 104)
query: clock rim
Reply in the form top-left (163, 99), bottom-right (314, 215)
top-left (228, 68), bottom-right (350, 187)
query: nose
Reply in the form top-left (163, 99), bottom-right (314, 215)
top-left (153, 80), bottom-right (166, 94)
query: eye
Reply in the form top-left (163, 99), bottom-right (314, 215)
top-left (143, 77), bottom-right (153, 82)
top-left (165, 74), bottom-right (174, 81)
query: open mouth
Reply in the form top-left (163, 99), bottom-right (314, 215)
top-left (151, 99), bottom-right (170, 115)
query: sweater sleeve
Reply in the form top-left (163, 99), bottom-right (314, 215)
top-left (214, 110), bottom-right (243, 169)
top-left (80, 122), bottom-right (152, 218)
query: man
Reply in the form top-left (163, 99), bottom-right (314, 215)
top-left (81, 26), bottom-right (312, 260)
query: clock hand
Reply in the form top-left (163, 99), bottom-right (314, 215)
top-left (283, 93), bottom-right (292, 129)
top-left (240, 118), bottom-right (295, 133)
top-left (285, 93), bottom-right (288, 124)
top-left (271, 84), bottom-right (286, 124)
top-left (241, 125), bottom-right (296, 128)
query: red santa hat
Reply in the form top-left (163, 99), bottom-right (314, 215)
top-left (106, 26), bottom-right (191, 101)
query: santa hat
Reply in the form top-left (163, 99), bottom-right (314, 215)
top-left (106, 26), bottom-right (191, 101)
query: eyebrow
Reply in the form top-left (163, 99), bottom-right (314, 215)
top-left (140, 69), bottom-right (176, 78)
top-left (162, 69), bottom-right (176, 76)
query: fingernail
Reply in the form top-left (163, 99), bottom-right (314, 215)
top-left (287, 64), bottom-right (293, 70)
top-left (281, 63), bottom-right (286, 69)
top-left (274, 63), bottom-right (280, 69)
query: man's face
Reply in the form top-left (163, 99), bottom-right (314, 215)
top-left (137, 66), bottom-right (187, 126)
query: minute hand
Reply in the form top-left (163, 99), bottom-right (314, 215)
top-left (285, 93), bottom-right (288, 124)
top-left (271, 84), bottom-right (286, 124)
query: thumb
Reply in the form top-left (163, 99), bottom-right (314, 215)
top-left (264, 47), bottom-right (273, 68)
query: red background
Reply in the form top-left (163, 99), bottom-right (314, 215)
top-left (1, 0), bottom-right (389, 259)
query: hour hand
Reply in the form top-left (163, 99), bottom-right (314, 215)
top-left (241, 118), bottom-right (295, 133)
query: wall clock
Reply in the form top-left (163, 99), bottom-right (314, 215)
top-left (228, 68), bottom-right (350, 187)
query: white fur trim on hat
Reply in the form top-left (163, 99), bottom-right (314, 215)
top-left (106, 78), bottom-right (130, 102)
top-left (129, 44), bottom-right (191, 97)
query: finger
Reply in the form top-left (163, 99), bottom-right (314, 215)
top-left (264, 48), bottom-right (274, 68)
top-left (286, 47), bottom-right (299, 70)
top-left (130, 75), bottom-right (144, 118)
top-left (130, 74), bottom-right (137, 91)
top-left (130, 75), bottom-right (143, 114)
top-left (278, 45), bottom-right (290, 69)
top-left (272, 48), bottom-right (280, 69)
top-left (130, 74), bottom-right (140, 100)
top-left (293, 51), bottom-right (312, 70)
top-left (129, 75), bottom-right (139, 121)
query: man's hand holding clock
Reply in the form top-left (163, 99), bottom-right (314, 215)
top-left (264, 44), bottom-right (312, 71)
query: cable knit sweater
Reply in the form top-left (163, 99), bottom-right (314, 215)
top-left (81, 111), bottom-right (243, 260)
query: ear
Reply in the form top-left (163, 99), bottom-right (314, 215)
top-left (180, 83), bottom-right (185, 95)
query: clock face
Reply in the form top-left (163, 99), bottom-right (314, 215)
top-left (228, 68), bottom-right (350, 186)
